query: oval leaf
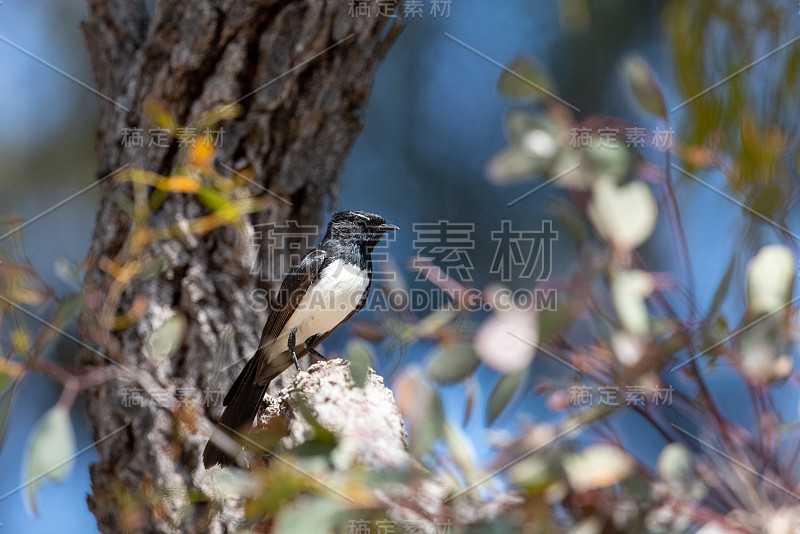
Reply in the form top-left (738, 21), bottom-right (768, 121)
top-left (0, 383), bottom-right (17, 455)
top-left (428, 344), bottom-right (480, 385)
top-left (274, 497), bottom-right (351, 534)
top-left (147, 313), bottom-right (187, 361)
top-left (463, 376), bottom-right (478, 426)
top-left (24, 405), bottom-right (76, 514)
top-left (486, 370), bottom-right (524, 425)
top-left (564, 444), bottom-right (634, 492)
top-left (611, 270), bottom-right (655, 335)
top-left (587, 178), bottom-right (657, 251)
top-left (623, 54), bottom-right (667, 118)
top-left (747, 244), bottom-right (795, 316)
top-left (498, 56), bottom-right (556, 101)
top-left (476, 309), bottom-right (537, 374)
top-left (347, 340), bottom-right (374, 388)
top-left (486, 146), bottom-right (540, 185)
top-left (657, 443), bottom-right (693, 484)
top-left (707, 254), bottom-right (737, 319)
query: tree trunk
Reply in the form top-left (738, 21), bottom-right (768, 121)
top-left (78, 1), bottom-right (403, 532)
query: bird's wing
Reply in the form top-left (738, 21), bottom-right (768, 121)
top-left (261, 248), bottom-right (327, 342)
top-left (251, 248), bottom-right (327, 384)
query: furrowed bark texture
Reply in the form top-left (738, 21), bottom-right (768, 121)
top-left (79, 1), bottom-right (402, 532)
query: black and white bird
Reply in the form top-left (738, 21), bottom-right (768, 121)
top-left (202, 210), bottom-right (397, 467)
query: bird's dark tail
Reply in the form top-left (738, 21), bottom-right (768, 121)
top-left (202, 357), bottom-right (268, 468)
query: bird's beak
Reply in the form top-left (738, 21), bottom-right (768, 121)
top-left (379, 223), bottom-right (399, 232)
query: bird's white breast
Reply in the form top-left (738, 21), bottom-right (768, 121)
top-left (281, 259), bottom-right (369, 347)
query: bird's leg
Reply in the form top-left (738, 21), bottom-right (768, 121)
top-left (288, 328), bottom-right (300, 371)
top-left (306, 345), bottom-right (327, 361)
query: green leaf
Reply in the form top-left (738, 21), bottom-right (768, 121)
top-left (506, 110), bottom-right (548, 145)
top-left (623, 54), bottom-right (667, 118)
top-left (443, 422), bottom-right (480, 489)
top-left (505, 111), bottom-right (562, 160)
top-left (498, 56), bottom-right (556, 101)
top-left (409, 391), bottom-right (445, 458)
top-left (657, 443), bottom-right (707, 500)
top-left (657, 443), bottom-right (692, 484)
top-left (509, 455), bottom-right (558, 494)
top-left (538, 304), bottom-right (572, 345)
top-left (563, 444), bottom-right (634, 491)
top-left (274, 497), bottom-right (351, 534)
top-left (143, 99), bottom-right (176, 131)
top-left (706, 254), bottom-right (737, 319)
top-left (147, 314), bottom-right (187, 361)
top-left (485, 146), bottom-right (540, 185)
top-left (583, 137), bottom-right (633, 182)
top-left (0, 364), bottom-right (13, 392)
top-left (53, 258), bottom-right (82, 289)
top-left (463, 376), bottom-right (477, 426)
top-left (112, 191), bottom-right (136, 218)
top-left (486, 371), bottom-right (524, 425)
top-left (206, 469), bottom-right (262, 498)
top-left (428, 344), bottom-right (480, 385)
top-left (568, 517), bottom-right (604, 534)
top-left (739, 316), bottom-right (785, 383)
top-left (587, 178), bottom-right (658, 251)
top-left (24, 405), bottom-right (76, 514)
top-left (611, 270), bottom-right (655, 336)
top-left (347, 340), bottom-right (374, 388)
top-left (0, 382), bottom-right (17, 455)
top-left (396, 368), bottom-right (445, 457)
top-left (196, 187), bottom-right (227, 212)
top-left (53, 294), bottom-right (82, 325)
top-left (747, 245), bottom-right (795, 316)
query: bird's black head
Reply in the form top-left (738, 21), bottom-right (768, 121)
top-left (324, 210), bottom-right (398, 246)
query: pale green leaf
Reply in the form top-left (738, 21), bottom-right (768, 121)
top-left (0, 383), bottom-right (16, 455)
top-left (747, 244), bottom-right (795, 316)
top-left (485, 145), bottom-right (541, 185)
top-left (475, 310), bottom-right (537, 373)
top-left (611, 270), bottom-right (655, 335)
top-left (147, 313), bottom-right (187, 361)
top-left (347, 340), bottom-right (374, 388)
top-left (623, 54), bottom-right (667, 118)
top-left (563, 444), bottom-right (634, 492)
top-left (274, 497), bottom-right (351, 534)
top-left (707, 255), bottom-right (737, 319)
top-left (24, 405), bottom-right (76, 514)
top-left (428, 344), bottom-right (480, 385)
top-left (486, 371), bottom-right (524, 425)
top-left (498, 56), bottom-right (556, 101)
top-left (587, 178), bottom-right (657, 251)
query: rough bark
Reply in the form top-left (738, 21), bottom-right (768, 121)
top-left (78, 1), bottom-right (403, 532)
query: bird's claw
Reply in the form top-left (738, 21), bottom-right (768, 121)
top-left (288, 328), bottom-right (300, 371)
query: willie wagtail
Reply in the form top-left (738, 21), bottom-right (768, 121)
top-left (203, 210), bottom-right (397, 467)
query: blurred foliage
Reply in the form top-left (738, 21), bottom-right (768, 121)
top-left (3, 1), bottom-right (800, 533)
top-left (461, 0), bottom-right (800, 531)
top-left (667, 0), bottom-right (800, 223)
top-left (0, 102), bottom-right (276, 514)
